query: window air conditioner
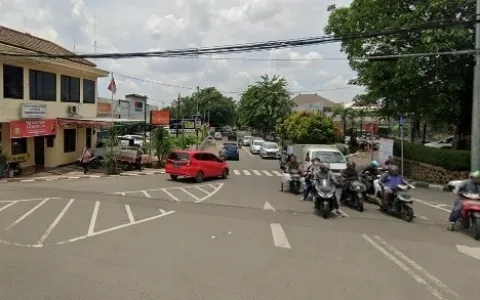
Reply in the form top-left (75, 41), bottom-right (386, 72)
top-left (68, 105), bottom-right (78, 114)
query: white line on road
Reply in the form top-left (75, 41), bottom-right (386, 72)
top-left (20, 179), bottom-right (34, 182)
top-left (252, 170), bottom-right (261, 176)
top-left (180, 187), bottom-right (201, 202)
top-left (0, 197), bottom-right (57, 203)
top-left (37, 198), bottom-right (75, 245)
top-left (121, 192), bottom-right (126, 196)
top-left (374, 236), bottom-right (459, 298)
top-left (418, 215), bottom-right (428, 220)
top-left (0, 201), bottom-right (18, 212)
top-left (196, 183), bottom-right (224, 204)
top-left (243, 170), bottom-right (251, 176)
top-left (263, 201), bottom-right (276, 211)
top-left (362, 234), bottom-right (444, 300)
top-left (162, 189), bottom-right (180, 202)
top-left (125, 205), bottom-right (135, 223)
top-left (88, 201), bottom-right (100, 236)
top-left (233, 169), bottom-right (241, 175)
top-left (272, 171), bottom-right (282, 176)
top-left (262, 170), bottom-right (273, 176)
top-left (194, 186), bottom-right (210, 194)
top-left (57, 210), bottom-right (176, 245)
top-left (270, 223), bottom-right (291, 249)
top-left (141, 190), bottom-right (151, 198)
top-left (413, 198), bottom-right (451, 213)
top-left (242, 147), bottom-right (254, 157)
top-left (5, 198), bottom-right (50, 231)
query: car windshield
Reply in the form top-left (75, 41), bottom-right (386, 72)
top-left (263, 143), bottom-right (278, 149)
top-left (253, 140), bottom-right (264, 146)
top-left (311, 151), bottom-right (346, 163)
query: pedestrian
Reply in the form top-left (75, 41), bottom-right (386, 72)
top-left (80, 146), bottom-right (91, 175)
top-left (135, 146), bottom-right (143, 171)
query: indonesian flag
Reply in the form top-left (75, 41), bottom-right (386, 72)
top-left (107, 76), bottom-right (117, 94)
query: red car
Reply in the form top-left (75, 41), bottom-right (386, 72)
top-left (165, 150), bottom-right (229, 183)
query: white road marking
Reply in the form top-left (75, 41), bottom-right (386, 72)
top-left (336, 209), bottom-right (349, 218)
top-left (0, 197), bottom-right (56, 203)
top-left (413, 198), bottom-right (451, 213)
top-left (362, 234), bottom-right (444, 300)
top-left (57, 210), bottom-right (175, 245)
top-left (0, 201), bottom-right (18, 212)
top-left (121, 192), bottom-right (126, 196)
top-left (88, 201), bottom-right (100, 236)
top-left (20, 179), bottom-right (34, 182)
top-left (418, 215), bottom-right (428, 220)
top-left (263, 201), bottom-right (276, 211)
top-left (233, 169), bottom-right (241, 175)
top-left (195, 183), bottom-right (224, 204)
top-left (180, 188), bottom-right (201, 202)
top-left (272, 171), bottom-right (282, 176)
top-left (68, 176), bottom-right (80, 179)
top-left (262, 170), bottom-right (273, 176)
top-left (252, 170), bottom-right (261, 176)
top-left (162, 189), bottom-right (181, 202)
top-left (243, 170), bottom-right (251, 175)
top-left (194, 186), bottom-right (210, 194)
top-left (141, 190), bottom-right (151, 198)
top-left (270, 223), bottom-right (291, 249)
top-left (5, 198), bottom-right (50, 231)
top-left (374, 236), bottom-right (459, 299)
top-left (242, 147), bottom-right (254, 157)
top-left (456, 245), bottom-right (480, 261)
top-left (125, 205), bottom-right (135, 223)
top-left (37, 198), bottom-right (75, 245)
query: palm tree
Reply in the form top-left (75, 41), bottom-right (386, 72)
top-left (331, 105), bottom-right (349, 135)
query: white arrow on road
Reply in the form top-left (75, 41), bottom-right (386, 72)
top-left (263, 201), bottom-right (276, 211)
top-left (456, 245), bottom-right (480, 260)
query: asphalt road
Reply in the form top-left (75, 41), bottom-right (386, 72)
top-left (1, 140), bottom-right (479, 300)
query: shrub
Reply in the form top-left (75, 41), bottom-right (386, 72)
top-left (393, 140), bottom-right (470, 171)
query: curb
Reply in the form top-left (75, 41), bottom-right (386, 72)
top-left (406, 179), bottom-right (450, 192)
top-left (0, 169), bottom-right (166, 183)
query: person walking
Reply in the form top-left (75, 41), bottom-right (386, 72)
top-left (80, 146), bottom-right (92, 175)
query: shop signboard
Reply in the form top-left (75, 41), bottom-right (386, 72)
top-left (21, 103), bottom-right (47, 119)
top-left (10, 119), bottom-right (57, 138)
top-left (151, 110), bottom-right (170, 125)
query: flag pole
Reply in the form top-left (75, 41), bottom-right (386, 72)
top-left (110, 72), bottom-right (114, 125)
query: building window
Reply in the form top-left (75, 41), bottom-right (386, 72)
top-left (134, 101), bottom-right (143, 112)
top-left (29, 70), bottom-right (57, 101)
top-left (46, 136), bottom-right (55, 148)
top-left (63, 128), bottom-right (76, 152)
top-left (3, 64), bottom-right (24, 99)
top-left (60, 75), bottom-right (80, 103)
top-left (83, 79), bottom-right (95, 104)
top-left (11, 138), bottom-right (27, 155)
top-left (323, 107), bottom-right (332, 113)
top-left (86, 128), bottom-right (92, 148)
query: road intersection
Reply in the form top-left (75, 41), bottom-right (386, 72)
top-left (1, 142), bottom-right (479, 300)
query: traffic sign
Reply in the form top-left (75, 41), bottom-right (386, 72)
top-left (364, 123), bottom-right (378, 133)
top-left (399, 115), bottom-right (404, 127)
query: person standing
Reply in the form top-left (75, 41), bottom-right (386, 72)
top-left (135, 146), bottom-right (143, 171)
top-left (80, 146), bottom-right (92, 175)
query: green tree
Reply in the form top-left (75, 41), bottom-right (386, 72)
top-left (324, 0), bottom-right (474, 149)
top-left (277, 112), bottom-right (338, 144)
top-left (151, 127), bottom-right (173, 167)
top-left (331, 104), bottom-right (349, 134)
top-left (237, 74), bottom-right (295, 134)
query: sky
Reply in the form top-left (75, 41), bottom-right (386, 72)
top-left (0, 0), bottom-right (364, 108)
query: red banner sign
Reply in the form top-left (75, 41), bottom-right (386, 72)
top-left (10, 119), bottom-right (57, 138)
top-left (151, 110), bottom-right (170, 125)
top-left (364, 123), bottom-right (379, 133)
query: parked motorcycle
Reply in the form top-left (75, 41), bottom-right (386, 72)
top-left (289, 169), bottom-right (301, 195)
top-left (7, 162), bottom-right (22, 176)
top-left (457, 193), bottom-right (480, 240)
top-left (313, 178), bottom-right (337, 219)
top-left (343, 179), bottom-right (366, 212)
top-left (76, 156), bottom-right (104, 169)
top-left (379, 183), bottom-right (415, 222)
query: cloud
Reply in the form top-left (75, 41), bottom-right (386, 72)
top-left (1, 0), bottom-right (361, 106)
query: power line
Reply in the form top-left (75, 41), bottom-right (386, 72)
top-left (0, 17), bottom-right (474, 60)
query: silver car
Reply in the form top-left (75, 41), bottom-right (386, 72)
top-left (250, 139), bottom-right (264, 154)
top-left (242, 136), bottom-right (253, 146)
top-left (260, 142), bottom-right (280, 159)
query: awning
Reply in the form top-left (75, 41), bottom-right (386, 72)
top-left (57, 118), bottom-right (114, 129)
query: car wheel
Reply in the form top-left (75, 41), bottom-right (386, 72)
top-left (221, 169), bottom-right (228, 179)
top-left (170, 174), bottom-right (178, 180)
top-left (195, 171), bottom-right (204, 183)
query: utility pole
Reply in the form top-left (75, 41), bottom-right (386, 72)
top-left (472, 0), bottom-right (480, 171)
top-left (176, 94), bottom-right (181, 138)
top-left (195, 86), bottom-right (200, 150)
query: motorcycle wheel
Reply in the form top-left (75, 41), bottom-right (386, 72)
top-left (291, 182), bottom-right (299, 195)
top-left (357, 199), bottom-right (364, 212)
top-left (473, 216), bottom-right (480, 240)
top-left (400, 204), bottom-right (414, 222)
top-left (462, 216), bottom-right (470, 229)
top-left (322, 201), bottom-right (329, 219)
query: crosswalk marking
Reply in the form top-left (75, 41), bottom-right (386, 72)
top-left (233, 170), bottom-right (283, 177)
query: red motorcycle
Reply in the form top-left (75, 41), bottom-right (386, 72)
top-left (458, 193), bottom-right (480, 240)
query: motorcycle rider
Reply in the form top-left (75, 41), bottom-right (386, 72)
top-left (447, 170), bottom-right (480, 231)
top-left (219, 146), bottom-right (227, 160)
top-left (340, 161), bottom-right (359, 201)
top-left (379, 165), bottom-right (409, 209)
top-left (315, 162), bottom-right (344, 216)
top-left (286, 154), bottom-right (300, 171)
top-left (301, 157), bottom-right (321, 201)
top-left (361, 160), bottom-right (380, 176)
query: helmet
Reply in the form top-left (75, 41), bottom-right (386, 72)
top-left (371, 160), bottom-right (379, 168)
top-left (312, 157), bottom-right (320, 166)
top-left (347, 161), bottom-right (356, 170)
top-left (319, 163), bottom-right (329, 172)
top-left (389, 165), bottom-right (400, 176)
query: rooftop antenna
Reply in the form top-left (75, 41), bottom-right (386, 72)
top-left (73, 36), bottom-right (76, 53)
top-left (93, 13), bottom-right (97, 53)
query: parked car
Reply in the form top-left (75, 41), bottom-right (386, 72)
top-left (165, 151), bottom-right (229, 183)
top-left (424, 136), bottom-right (453, 149)
top-left (259, 142), bottom-right (280, 159)
top-left (242, 136), bottom-right (253, 146)
top-left (250, 139), bottom-right (265, 154)
top-left (214, 132), bottom-right (223, 140)
top-left (222, 143), bottom-right (240, 160)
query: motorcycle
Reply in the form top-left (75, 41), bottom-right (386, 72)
top-left (343, 179), bottom-right (366, 212)
top-left (313, 178), bottom-right (337, 219)
top-left (76, 156), bottom-right (104, 169)
top-left (288, 169), bottom-right (301, 195)
top-left (457, 193), bottom-right (480, 240)
top-left (379, 183), bottom-right (415, 222)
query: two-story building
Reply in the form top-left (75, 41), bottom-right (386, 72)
top-left (291, 93), bottom-right (337, 116)
top-left (0, 25), bottom-right (109, 169)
